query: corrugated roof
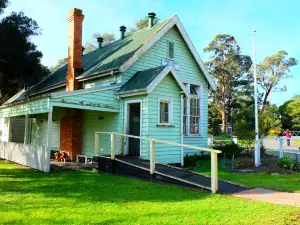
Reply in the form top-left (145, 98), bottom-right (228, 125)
top-left (118, 65), bottom-right (166, 94)
top-left (26, 18), bottom-right (172, 96)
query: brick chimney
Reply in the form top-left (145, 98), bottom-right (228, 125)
top-left (66, 8), bottom-right (84, 91)
top-left (60, 8), bottom-right (84, 161)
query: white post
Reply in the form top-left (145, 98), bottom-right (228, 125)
top-left (95, 133), bottom-right (99, 156)
top-left (279, 137), bottom-right (284, 158)
top-left (180, 94), bottom-right (184, 166)
top-left (24, 115), bottom-right (29, 144)
top-left (46, 107), bottom-right (53, 171)
top-left (111, 133), bottom-right (115, 160)
top-left (211, 151), bottom-right (218, 193)
top-left (150, 140), bottom-right (155, 174)
top-left (253, 30), bottom-right (260, 167)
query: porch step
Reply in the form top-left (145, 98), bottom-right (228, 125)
top-left (93, 156), bottom-right (247, 194)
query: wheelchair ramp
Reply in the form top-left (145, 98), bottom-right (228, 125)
top-left (93, 156), bottom-right (247, 194)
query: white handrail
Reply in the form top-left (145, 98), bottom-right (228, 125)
top-left (95, 131), bottom-right (222, 193)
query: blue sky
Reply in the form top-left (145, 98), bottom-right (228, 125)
top-left (3, 0), bottom-right (300, 105)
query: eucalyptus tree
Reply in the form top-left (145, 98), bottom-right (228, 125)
top-left (204, 34), bottom-right (252, 132)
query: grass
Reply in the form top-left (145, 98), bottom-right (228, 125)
top-left (294, 140), bottom-right (300, 145)
top-left (194, 159), bottom-right (300, 193)
top-left (0, 161), bottom-right (300, 225)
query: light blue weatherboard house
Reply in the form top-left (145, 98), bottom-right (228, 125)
top-left (0, 9), bottom-right (216, 165)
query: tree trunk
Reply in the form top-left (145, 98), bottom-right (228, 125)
top-left (262, 89), bottom-right (271, 111)
top-left (221, 110), bottom-right (226, 132)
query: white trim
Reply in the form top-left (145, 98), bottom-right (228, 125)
top-left (184, 83), bottom-right (203, 137)
top-left (51, 102), bottom-right (119, 113)
top-left (158, 98), bottom-right (173, 125)
top-left (124, 99), bottom-right (143, 156)
top-left (180, 94), bottom-right (184, 166)
top-left (146, 66), bottom-right (189, 98)
top-left (118, 91), bottom-right (147, 98)
top-left (119, 16), bottom-right (216, 91)
top-left (50, 84), bottom-right (121, 98)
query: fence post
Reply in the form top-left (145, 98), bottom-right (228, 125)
top-left (211, 151), bottom-right (218, 194)
top-left (95, 133), bottom-right (99, 156)
top-left (150, 140), bottom-right (155, 179)
top-left (111, 133), bottom-right (115, 160)
top-left (279, 137), bottom-right (283, 158)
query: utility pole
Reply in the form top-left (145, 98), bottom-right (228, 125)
top-left (253, 30), bottom-right (260, 167)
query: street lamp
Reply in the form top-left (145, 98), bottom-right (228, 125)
top-left (253, 30), bottom-right (260, 167)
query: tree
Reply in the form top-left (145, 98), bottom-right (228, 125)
top-left (257, 50), bottom-right (297, 111)
top-left (286, 95), bottom-right (300, 128)
top-left (84, 32), bottom-right (116, 53)
top-left (204, 34), bottom-right (252, 132)
top-left (127, 16), bottom-right (159, 35)
top-left (0, 0), bottom-right (9, 14)
top-left (0, 2), bottom-right (49, 104)
top-left (278, 99), bottom-right (294, 129)
top-left (259, 104), bottom-right (281, 135)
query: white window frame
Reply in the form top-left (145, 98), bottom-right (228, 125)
top-left (184, 83), bottom-right (203, 136)
top-left (158, 98), bottom-right (173, 125)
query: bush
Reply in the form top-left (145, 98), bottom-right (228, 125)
top-left (267, 127), bottom-right (282, 136)
top-left (183, 154), bottom-right (208, 168)
top-left (276, 157), bottom-right (296, 170)
top-left (213, 142), bottom-right (244, 157)
top-left (292, 124), bottom-right (300, 130)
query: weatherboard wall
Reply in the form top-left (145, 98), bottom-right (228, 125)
top-left (0, 98), bottom-right (49, 118)
top-left (147, 74), bottom-right (182, 164)
top-left (122, 26), bottom-right (209, 154)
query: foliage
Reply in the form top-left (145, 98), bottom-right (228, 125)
top-left (256, 50), bottom-right (297, 110)
top-left (213, 142), bottom-right (244, 156)
top-left (49, 57), bottom-right (67, 72)
top-left (1, 162), bottom-right (299, 224)
top-left (0, 4), bottom-right (49, 104)
top-left (292, 124), bottom-right (300, 130)
top-left (84, 32), bottom-right (116, 53)
top-left (127, 16), bottom-right (159, 35)
top-left (183, 153), bottom-right (207, 168)
top-left (267, 127), bottom-right (283, 136)
top-left (277, 157), bottom-right (296, 170)
top-left (286, 95), bottom-right (300, 126)
top-left (259, 104), bottom-right (281, 135)
top-left (0, 0), bottom-right (9, 14)
top-left (278, 99), bottom-right (294, 129)
top-left (204, 34), bottom-right (252, 132)
top-left (194, 159), bottom-right (300, 192)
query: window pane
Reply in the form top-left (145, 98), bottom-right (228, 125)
top-left (160, 102), bottom-right (169, 123)
top-left (190, 97), bottom-right (200, 134)
top-left (168, 42), bottom-right (174, 59)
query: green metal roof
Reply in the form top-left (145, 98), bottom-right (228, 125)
top-left (26, 18), bottom-right (172, 96)
top-left (118, 65), bottom-right (166, 94)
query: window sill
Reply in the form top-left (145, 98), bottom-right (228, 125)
top-left (157, 124), bottom-right (175, 128)
top-left (183, 135), bottom-right (203, 138)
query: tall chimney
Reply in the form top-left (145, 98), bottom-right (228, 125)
top-left (148, 12), bottom-right (156, 28)
top-left (119, 25), bottom-right (126, 40)
top-left (97, 37), bottom-right (104, 49)
top-left (67, 8), bottom-right (84, 92)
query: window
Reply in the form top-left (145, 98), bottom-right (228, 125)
top-left (183, 84), bottom-right (202, 135)
top-left (159, 99), bottom-right (173, 125)
top-left (168, 42), bottom-right (174, 59)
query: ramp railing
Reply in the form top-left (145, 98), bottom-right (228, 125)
top-left (95, 132), bottom-right (222, 193)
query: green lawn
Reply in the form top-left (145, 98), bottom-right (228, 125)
top-left (194, 159), bottom-right (300, 193)
top-left (0, 161), bottom-right (299, 224)
top-left (294, 139), bottom-right (300, 145)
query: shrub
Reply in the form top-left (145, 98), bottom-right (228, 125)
top-left (183, 154), bottom-right (209, 168)
top-left (292, 124), bottom-right (300, 130)
top-left (276, 157), bottom-right (296, 170)
top-left (267, 127), bottom-right (282, 136)
top-left (213, 143), bottom-right (244, 157)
